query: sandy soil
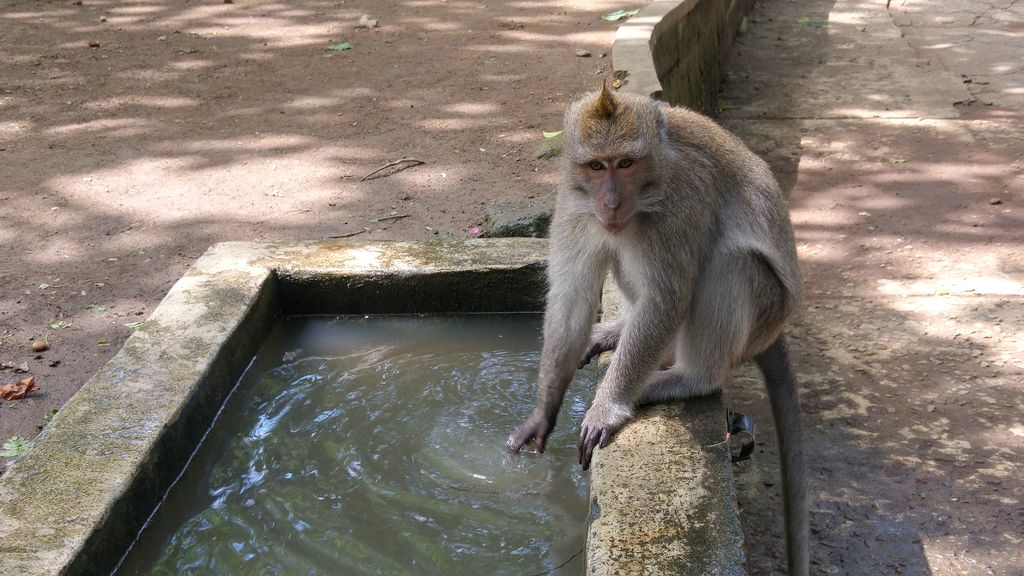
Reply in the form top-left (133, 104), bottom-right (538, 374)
top-left (0, 0), bottom-right (627, 448)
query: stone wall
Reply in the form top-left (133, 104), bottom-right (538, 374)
top-left (613, 0), bottom-right (755, 113)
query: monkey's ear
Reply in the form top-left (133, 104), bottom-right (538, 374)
top-left (590, 80), bottom-right (618, 120)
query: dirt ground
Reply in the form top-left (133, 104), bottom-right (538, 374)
top-left (2, 0), bottom-right (1023, 575)
top-left (719, 0), bottom-right (1024, 574)
top-left (0, 0), bottom-right (626, 447)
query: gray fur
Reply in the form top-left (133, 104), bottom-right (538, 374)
top-left (507, 90), bottom-right (808, 576)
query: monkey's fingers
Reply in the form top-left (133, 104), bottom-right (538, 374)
top-left (506, 429), bottom-right (538, 454)
top-left (507, 416), bottom-right (554, 454)
top-left (578, 427), bottom-right (603, 470)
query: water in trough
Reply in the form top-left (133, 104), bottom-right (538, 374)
top-left (116, 314), bottom-right (595, 575)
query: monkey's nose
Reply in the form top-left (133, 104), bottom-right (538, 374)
top-left (602, 188), bottom-right (622, 211)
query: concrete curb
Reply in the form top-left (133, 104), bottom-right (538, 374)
top-left (0, 240), bottom-right (747, 575)
top-left (613, 0), bottom-right (754, 111)
top-left (586, 280), bottom-right (745, 575)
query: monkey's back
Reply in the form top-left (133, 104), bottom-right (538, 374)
top-left (661, 104), bottom-right (804, 314)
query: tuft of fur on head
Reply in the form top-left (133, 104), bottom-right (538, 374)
top-left (591, 82), bottom-right (618, 120)
top-left (563, 86), bottom-right (665, 165)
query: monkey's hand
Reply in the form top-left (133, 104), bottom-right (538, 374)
top-left (578, 401), bottom-right (632, 470)
top-left (507, 413), bottom-right (557, 454)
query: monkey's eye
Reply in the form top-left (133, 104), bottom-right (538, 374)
top-left (588, 161), bottom-right (604, 171)
top-left (617, 158), bottom-right (634, 169)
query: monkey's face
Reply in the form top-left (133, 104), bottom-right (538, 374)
top-left (562, 85), bottom-right (665, 234)
top-left (578, 156), bottom-right (646, 234)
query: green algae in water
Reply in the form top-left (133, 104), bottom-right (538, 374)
top-left (116, 315), bottom-right (596, 575)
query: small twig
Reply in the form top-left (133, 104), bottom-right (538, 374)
top-left (526, 548), bottom-right (584, 576)
top-left (328, 229), bottom-right (368, 239)
top-left (376, 214), bottom-right (411, 223)
top-left (359, 158), bottom-right (425, 181)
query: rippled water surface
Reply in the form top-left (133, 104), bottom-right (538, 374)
top-left (117, 315), bottom-right (596, 576)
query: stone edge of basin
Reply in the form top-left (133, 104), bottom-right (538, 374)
top-left (612, 0), bottom-right (756, 112)
top-left (587, 280), bottom-right (745, 575)
top-left (0, 239), bottom-right (548, 576)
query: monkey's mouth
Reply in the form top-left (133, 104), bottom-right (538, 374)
top-left (601, 220), bottom-right (629, 234)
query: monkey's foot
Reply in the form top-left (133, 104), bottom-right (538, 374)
top-left (578, 342), bottom-right (611, 369)
top-left (578, 323), bottom-right (621, 369)
top-left (578, 401), bottom-right (632, 470)
top-left (507, 413), bottom-right (556, 454)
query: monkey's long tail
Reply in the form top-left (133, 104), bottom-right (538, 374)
top-left (755, 334), bottom-right (809, 576)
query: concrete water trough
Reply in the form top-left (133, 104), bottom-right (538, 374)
top-left (2, 0), bottom-right (764, 570)
top-left (0, 239), bottom-right (743, 575)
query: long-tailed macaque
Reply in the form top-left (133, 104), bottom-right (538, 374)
top-left (507, 85), bottom-right (808, 576)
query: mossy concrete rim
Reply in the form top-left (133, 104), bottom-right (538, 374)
top-left (0, 238), bottom-right (549, 576)
top-left (586, 278), bottom-right (745, 575)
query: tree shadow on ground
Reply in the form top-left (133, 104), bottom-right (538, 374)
top-left (0, 0), bottom-right (624, 442)
top-left (714, 0), bottom-right (1023, 573)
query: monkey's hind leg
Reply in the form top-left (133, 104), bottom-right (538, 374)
top-left (633, 337), bottom-right (727, 405)
top-left (635, 246), bottom-right (757, 405)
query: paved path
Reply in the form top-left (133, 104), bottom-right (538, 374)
top-left (718, 0), bottom-right (1022, 574)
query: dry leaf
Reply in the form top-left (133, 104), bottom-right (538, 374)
top-left (0, 376), bottom-right (39, 400)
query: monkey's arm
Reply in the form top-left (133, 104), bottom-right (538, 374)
top-left (507, 238), bottom-right (607, 454)
top-left (578, 285), bottom-right (682, 469)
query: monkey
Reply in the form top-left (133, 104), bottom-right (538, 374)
top-left (506, 84), bottom-right (808, 576)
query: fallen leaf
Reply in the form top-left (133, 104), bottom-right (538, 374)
top-left (86, 304), bottom-right (109, 313)
top-left (326, 42), bottom-right (353, 52)
top-left (0, 361), bottom-right (30, 373)
top-left (0, 436), bottom-right (29, 458)
top-left (889, 157), bottom-right (907, 164)
top-left (542, 130), bottom-right (564, 139)
top-left (49, 320), bottom-right (71, 330)
top-left (797, 17), bottom-right (827, 28)
top-left (0, 376), bottom-right (39, 401)
top-left (601, 8), bottom-right (639, 21)
top-left (125, 322), bottom-right (144, 329)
